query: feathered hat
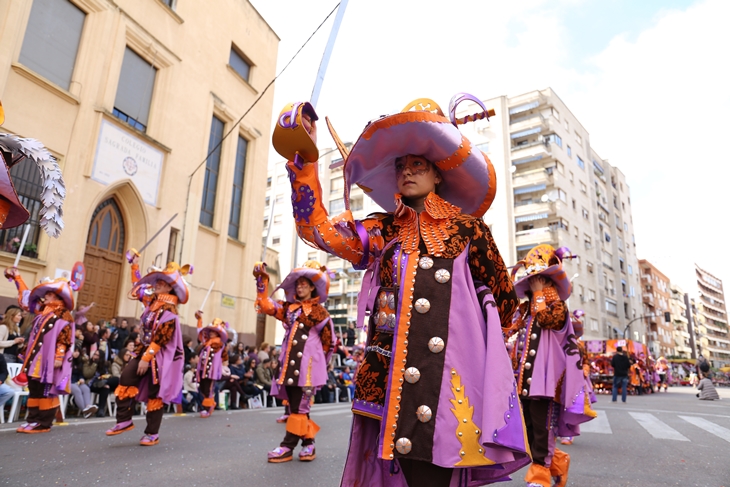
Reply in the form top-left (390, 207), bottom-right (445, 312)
top-left (198, 318), bottom-right (229, 344)
top-left (511, 245), bottom-right (575, 301)
top-left (29, 277), bottom-right (77, 313)
top-left (275, 260), bottom-right (331, 304)
top-left (0, 101), bottom-right (66, 237)
top-left (133, 262), bottom-right (192, 304)
top-left (274, 94), bottom-right (498, 218)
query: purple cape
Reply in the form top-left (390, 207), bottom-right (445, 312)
top-left (137, 309), bottom-right (184, 404)
top-left (25, 314), bottom-right (74, 396)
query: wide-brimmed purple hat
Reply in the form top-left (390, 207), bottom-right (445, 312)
top-left (328, 94), bottom-right (497, 218)
top-left (275, 261), bottom-right (331, 304)
top-left (511, 245), bottom-right (574, 301)
top-left (134, 262), bottom-right (191, 304)
top-left (29, 277), bottom-right (75, 313)
top-left (198, 318), bottom-right (229, 344)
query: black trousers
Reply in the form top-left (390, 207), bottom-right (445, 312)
top-left (115, 358), bottom-right (164, 435)
top-left (399, 459), bottom-right (453, 487)
top-left (521, 397), bottom-right (553, 466)
top-left (27, 379), bottom-right (58, 429)
top-left (280, 386), bottom-right (314, 449)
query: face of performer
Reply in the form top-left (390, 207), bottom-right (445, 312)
top-left (154, 279), bottom-right (173, 295)
top-left (44, 291), bottom-right (62, 304)
top-left (295, 277), bottom-right (315, 301)
top-left (209, 330), bottom-right (219, 339)
top-left (395, 155), bottom-right (441, 203)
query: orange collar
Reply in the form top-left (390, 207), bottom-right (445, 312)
top-left (150, 293), bottom-right (179, 312)
top-left (289, 297), bottom-right (320, 316)
top-left (393, 192), bottom-right (461, 254)
top-left (41, 301), bottom-right (67, 316)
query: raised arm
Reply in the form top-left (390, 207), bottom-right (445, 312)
top-left (4, 267), bottom-right (30, 311)
top-left (253, 262), bottom-right (285, 321)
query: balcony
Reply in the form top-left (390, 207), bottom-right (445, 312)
top-left (509, 113), bottom-right (550, 134)
top-left (508, 93), bottom-right (547, 116)
top-left (515, 227), bottom-right (557, 248)
top-left (514, 201), bottom-right (553, 217)
top-left (510, 140), bottom-right (551, 158)
top-left (513, 168), bottom-right (553, 188)
top-left (642, 293), bottom-right (655, 305)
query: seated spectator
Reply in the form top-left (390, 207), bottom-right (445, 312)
top-left (183, 336), bottom-right (195, 365)
top-left (85, 350), bottom-right (115, 416)
top-left (220, 356), bottom-right (246, 410)
top-left (1, 306), bottom-right (24, 363)
top-left (234, 342), bottom-right (246, 357)
top-left (258, 342), bottom-right (271, 362)
top-left (697, 375), bottom-right (720, 401)
top-left (341, 366), bottom-right (355, 400)
top-left (111, 349), bottom-right (129, 378)
top-left (0, 354), bottom-right (15, 410)
top-left (70, 349), bottom-right (97, 418)
top-left (256, 358), bottom-right (273, 405)
top-left (182, 356), bottom-right (204, 412)
top-left (81, 321), bottom-right (99, 355)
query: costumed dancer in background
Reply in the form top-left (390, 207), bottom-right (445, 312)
top-left (254, 261), bottom-right (335, 463)
top-left (559, 309), bottom-right (596, 446)
top-left (273, 95), bottom-right (531, 486)
top-left (105, 252), bottom-right (187, 446)
top-left (4, 269), bottom-right (76, 433)
top-left (194, 311), bottom-right (230, 417)
top-left (1, 99), bottom-right (69, 434)
top-left (506, 245), bottom-right (595, 487)
top-left (656, 356), bottom-right (670, 392)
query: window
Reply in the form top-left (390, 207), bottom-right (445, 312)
top-left (272, 236), bottom-right (280, 245)
top-left (580, 181), bottom-right (587, 193)
top-left (265, 196), bottom-right (270, 207)
top-left (567, 145), bottom-right (572, 158)
top-left (557, 189), bottom-right (567, 202)
top-left (546, 134), bottom-right (562, 148)
top-left (277, 174), bottom-right (287, 185)
top-left (273, 215), bottom-right (282, 225)
top-left (307, 252), bottom-right (318, 261)
top-left (167, 228), bottom-right (179, 264)
top-left (228, 136), bottom-right (248, 239)
top-left (229, 45), bottom-right (252, 82)
top-left (588, 289), bottom-right (596, 301)
top-left (161, 0), bottom-right (177, 9)
top-left (576, 156), bottom-right (585, 170)
top-left (19, 0), bottom-right (85, 90)
top-left (0, 162), bottom-right (45, 256)
top-left (624, 222), bottom-right (628, 231)
top-left (266, 177), bottom-right (272, 188)
top-left (582, 207), bottom-right (589, 219)
top-left (329, 198), bottom-right (345, 214)
top-left (565, 121), bottom-right (570, 131)
top-left (587, 262), bottom-right (594, 274)
top-left (584, 234), bottom-right (592, 248)
top-left (199, 116), bottom-right (224, 227)
top-left (572, 198), bottom-right (576, 210)
top-left (556, 162), bottom-right (564, 174)
top-left (351, 196), bottom-right (363, 212)
top-left (475, 142), bottom-right (489, 153)
top-left (551, 108), bottom-right (560, 120)
top-left (331, 177), bottom-right (344, 192)
top-left (275, 194), bottom-right (284, 204)
top-left (113, 47), bottom-right (157, 132)
top-left (590, 318), bottom-right (598, 331)
top-left (569, 171), bottom-right (574, 183)
top-left (619, 258), bottom-right (625, 272)
top-left (605, 299), bottom-right (618, 315)
top-left (628, 264), bottom-right (633, 275)
top-left (575, 133), bottom-right (583, 146)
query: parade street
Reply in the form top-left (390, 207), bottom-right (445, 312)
top-left (0, 386), bottom-right (727, 487)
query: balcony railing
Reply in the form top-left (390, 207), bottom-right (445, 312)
top-left (515, 227), bottom-right (557, 247)
top-left (513, 169), bottom-right (552, 188)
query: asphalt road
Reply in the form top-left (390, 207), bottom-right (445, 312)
top-left (1, 386), bottom-right (728, 487)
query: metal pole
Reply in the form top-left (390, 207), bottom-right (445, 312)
top-left (310, 0), bottom-right (350, 109)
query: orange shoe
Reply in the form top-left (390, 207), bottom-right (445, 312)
top-left (525, 463), bottom-right (551, 487)
top-left (106, 420), bottom-right (134, 436)
top-left (16, 422), bottom-right (50, 434)
top-left (560, 438), bottom-right (573, 445)
top-left (139, 434), bottom-right (159, 446)
top-left (550, 449), bottom-right (571, 487)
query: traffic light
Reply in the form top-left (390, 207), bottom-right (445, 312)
top-left (664, 311), bottom-right (671, 323)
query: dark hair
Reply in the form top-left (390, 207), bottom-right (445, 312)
top-left (263, 358), bottom-right (271, 365)
top-left (616, 346), bottom-right (623, 352)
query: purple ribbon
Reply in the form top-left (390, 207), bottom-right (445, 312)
top-left (352, 221), bottom-right (370, 270)
top-left (449, 92), bottom-right (488, 126)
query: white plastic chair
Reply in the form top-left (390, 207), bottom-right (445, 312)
top-left (335, 386), bottom-right (352, 403)
top-left (0, 363), bottom-right (29, 423)
top-left (218, 390), bottom-right (229, 410)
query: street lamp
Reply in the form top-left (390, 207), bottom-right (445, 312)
top-left (623, 313), bottom-right (655, 339)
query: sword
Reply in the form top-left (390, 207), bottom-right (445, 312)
top-left (310, 0), bottom-right (350, 109)
top-left (13, 225), bottom-right (30, 268)
top-left (126, 213), bottom-right (178, 263)
top-left (200, 281), bottom-right (215, 310)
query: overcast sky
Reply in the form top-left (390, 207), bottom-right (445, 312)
top-left (249, 0), bottom-right (730, 294)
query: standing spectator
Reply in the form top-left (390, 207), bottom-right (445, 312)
top-left (0, 354), bottom-right (15, 410)
top-left (258, 342), bottom-right (270, 362)
top-left (111, 319), bottom-right (130, 353)
top-left (98, 328), bottom-right (111, 363)
top-left (345, 322), bottom-right (356, 347)
top-left (183, 336), bottom-right (195, 365)
top-left (73, 302), bottom-right (95, 329)
top-left (1, 306), bottom-right (25, 363)
top-left (255, 358), bottom-right (273, 401)
top-left (247, 346), bottom-right (259, 363)
top-left (611, 346), bottom-right (631, 403)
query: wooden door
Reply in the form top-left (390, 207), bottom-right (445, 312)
top-left (77, 198), bottom-right (126, 325)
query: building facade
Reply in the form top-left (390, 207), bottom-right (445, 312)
top-left (0, 0), bottom-right (279, 345)
top-left (457, 88), bottom-right (644, 343)
top-left (669, 283), bottom-right (692, 359)
top-left (638, 260), bottom-right (673, 357)
top-left (694, 264), bottom-right (729, 367)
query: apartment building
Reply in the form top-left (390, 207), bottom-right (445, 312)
top-left (638, 260), bottom-right (673, 357)
top-left (669, 283), bottom-right (693, 359)
top-left (695, 264), bottom-right (729, 367)
top-left (457, 88), bottom-right (644, 342)
top-left (0, 0), bottom-right (279, 345)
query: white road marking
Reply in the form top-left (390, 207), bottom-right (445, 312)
top-left (580, 410), bottom-right (613, 434)
top-left (628, 412), bottom-right (689, 441)
top-left (679, 415), bottom-right (730, 443)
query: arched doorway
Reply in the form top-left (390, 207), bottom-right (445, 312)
top-left (77, 198), bottom-right (126, 326)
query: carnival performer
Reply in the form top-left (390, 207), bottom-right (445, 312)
top-left (4, 268), bottom-right (76, 433)
top-left (271, 95), bottom-right (531, 486)
top-left (194, 310), bottom-right (229, 417)
top-left (506, 245), bottom-right (594, 487)
top-left (560, 309), bottom-right (596, 446)
top-left (254, 261), bottom-right (335, 463)
top-left (656, 356), bottom-right (670, 392)
top-left (105, 253), bottom-right (187, 446)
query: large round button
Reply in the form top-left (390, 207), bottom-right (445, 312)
top-left (521, 389), bottom-right (528, 396)
top-left (377, 311), bottom-right (387, 326)
top-left (287, 378), bottom-right (294, 385)
top-left (386, 313), bottom-right (396, 328)
top-left (290, 360), bottom-right (295, 366)
top-left (419, 257), bottom-right (434, 269)
top-left (379, 292), bottom-right (388, 309)
top-left (529, 349), bottom-right (536, 357)
top-left (395, 437), bottom-right (412, 454)
top-left (428, 337), bottom-right (445, 353)
top-left (415, 298), bottom-right (431, 314)
top-left (525, 362), bottom-right (532, 370)
top-left (434, 269), bottom-right (451, 284)
top-left (404, 367), bottom-right (421, 384)
top-left (388, 293), bottom-right (396, 310)
top-left (530, 333), bottom-right (537, 340)
top-left (416, 405), bottom-right (432, 423)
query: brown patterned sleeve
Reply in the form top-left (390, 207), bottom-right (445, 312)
top-left (535, 299), bottom-right (567, 330)
top-left (152, 318), bottom-right (176, 348)
top-left (320, 321), bottom-right (333, 356)
top-left (468, 219), bottom-right (519, 328)
top-left (57, 324), bottom-right (73, 348)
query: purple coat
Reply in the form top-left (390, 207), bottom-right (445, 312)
top-left (24, 314), bottom-right (74, 396)
top-left (341, 248), bottom-right (530, 487)
top-left (136, 309), bottom-right (184, 404)
top-left (197, 342), bottom-right (224, 381)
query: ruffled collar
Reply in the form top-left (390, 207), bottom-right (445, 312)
top-left (289, 297), bottom-right (320, 316)
top-left (150, 293), bottom-right (179, 312)
top-left (393, 192), bottom-right (461, 255)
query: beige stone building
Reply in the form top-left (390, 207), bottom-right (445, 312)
top-left (639, 259), bottom-right (673, 357)
top-left (694, 264), bottom-right (729, 367)
top-left (0, 0), bottom-right (279, 345)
